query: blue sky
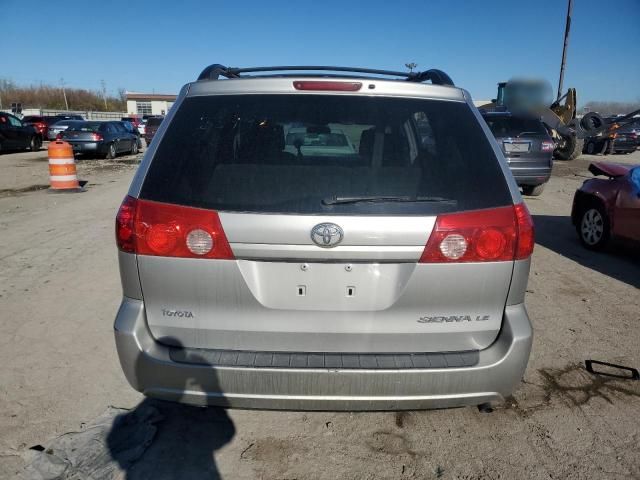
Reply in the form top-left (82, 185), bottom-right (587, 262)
top-left (2, 0), bottom-right (639, 104)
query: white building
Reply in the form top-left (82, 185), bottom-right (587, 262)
top-left (125, 92), bottom-right (177, 116)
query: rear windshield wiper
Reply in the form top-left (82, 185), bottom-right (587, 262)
top-left (322, 195), bottom-right (457, 206)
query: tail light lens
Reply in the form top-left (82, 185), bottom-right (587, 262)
top-left (514, 203), bottom-right (535, 259)
top-left (541, 140), bottom-right (554, 152)
top-left (55, 133), bottom-right (62, 140)
top-left (91, 133), bottom-right (103, 141)
top-left (115, 196), bottom-right (234, 259)
top-left (420, 204), bottom-right (534, 263)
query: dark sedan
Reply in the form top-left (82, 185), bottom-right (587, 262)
top-left (59, 121), bottom-right (138, 158)
top-left (584, 129), bottom-right (637, 155)
top-left (482, 112), bottom-right (554, 196)
top-left (0, 112), bottom-right (41, 152)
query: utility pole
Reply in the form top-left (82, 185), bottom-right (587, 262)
top-left (60, 78), bottom-right (69, 110)
top-left (557, 0), bottom-right (573, 101)
top-left (101, 79), bottom-right (108, 110)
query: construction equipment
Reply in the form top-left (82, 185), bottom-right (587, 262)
top-left (480, 84), bottom-right (639, 160)
top-left (480, 80), bottom-right (590, 160)
top-left (480, 0), bottom-right (638, 160)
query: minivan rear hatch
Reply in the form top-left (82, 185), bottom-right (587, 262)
top-left (133, 88), bottom-right (518, 354)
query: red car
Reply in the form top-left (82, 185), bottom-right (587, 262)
top-left (572, 162), bottom-right (640, 249)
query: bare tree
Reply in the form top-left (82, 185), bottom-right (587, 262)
top-left (405, 63), bottom-right (418, 73)
top-left (584, 100), bottom-right (640, 116)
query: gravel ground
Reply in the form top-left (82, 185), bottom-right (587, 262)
top-left (0, 148), bottom-right (638, 479)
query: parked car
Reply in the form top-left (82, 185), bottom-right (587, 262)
top-left (137, 120), bottom-right (146, 136)
top-left (121, 116), bottom-right (145, 136)
top-left (284, 126), bottom-right (357, 157)
top-left (119, 120), bottom-right (143, 149)
top-left (114, 64), bottom-right (535, 411)
top-left (21, 115), bottom-right (52, 140)
top-left (121, 116), bottom-right (142, 128)
top-left (629, 120), bottom-right (640, 146)
top-left (52, 114), bottom-right (84, 122)
top-left (143, 116), bottom-right (163, 144)
top-left (60, 121), bottom-right (138, 158)
top-left (572, 162), bottom-right (640, 250)
top-left (48, 120), bottom-right (84, 140)
top-left (482, 111), bottom-right (554, 196)
top-left (583, 118), bottom-right (638, 155)
top-left (0, 112), bottom-right (42, 152)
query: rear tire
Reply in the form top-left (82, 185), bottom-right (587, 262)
top-left (522, 184), bottom-right (545, 196)
top-left (105, 143), bottom-right (116, 159)
top-left (577, 203), bottom-right (610, 250)
top-left (130, 139), bottom-right (139, 155)
top-left (554, 134), bottom-right (583, 161)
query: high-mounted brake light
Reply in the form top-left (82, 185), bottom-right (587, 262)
top-left (420, 204), bottom-right (534, 263)
top-left (115, 196), bottom-right (234, 259)
top-left (293, 81), bottom-right (362, 92)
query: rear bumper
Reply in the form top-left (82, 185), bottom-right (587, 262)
top-left (114, 298), bottom-right (533, 410)
top-left (613, 142), bottom-right (637, 152)
top-left (511, 169), bottom-right (551, 186)
top-left (68, 141), bottom-right (100, 152)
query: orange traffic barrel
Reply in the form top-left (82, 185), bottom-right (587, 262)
top-left (48, 141), bottom-right (83, 192)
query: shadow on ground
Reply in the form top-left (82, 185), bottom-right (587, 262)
top-left (107, 340), bottom-right (235, 479)
top-left (24, 342), bottom-right (235, 479)
top-left (532, 214), bottom-right (640, 289)
top-left (107, 398), bottom-right (235, 479)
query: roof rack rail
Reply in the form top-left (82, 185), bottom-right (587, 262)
top-left (196, 65), bottom-right (454, 86)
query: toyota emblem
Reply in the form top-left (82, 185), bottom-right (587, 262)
top-left (311, 223), bottom-right (344, 248)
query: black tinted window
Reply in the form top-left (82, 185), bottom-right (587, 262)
top-left (146, 117), bottom-right (163, 127)
top-left (141, 95), bottom-right (511, 215)
top-left (68, 122), bottom-right (101, 132)
top-left (483, 115), bottom-right (548, 137)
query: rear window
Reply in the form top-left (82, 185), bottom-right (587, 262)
top-left (140, 95), bottom-right (511, 215)
top-left (146, 117), bottom-right (163, 127)
top-left (483, 115), bottom-right (548, 137)
top-left (68, 122), bottom-right (101, 132)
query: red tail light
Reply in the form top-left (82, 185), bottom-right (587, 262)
top-left (56, 133), bottom-right (62, 140)
top-left (293, 81), bottom-right (362, 91)
top-left (541, 140), bottom-right (554, 152)
top-left (115, 196), bottom-right (234, 259)
top-left (91, 133), bottom-right (103, 141)
top-left (420, 204), bottom-right (534, 263)
top-left (514, 203), bottom-right (535, 259)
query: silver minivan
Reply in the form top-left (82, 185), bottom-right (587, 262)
top-left (114, 65), bottom-right (534, 410)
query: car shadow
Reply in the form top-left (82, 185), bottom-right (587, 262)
top-left (532, 214), bottom-right (640, 289)
top-left (107, 340), bottom-right (235, 479)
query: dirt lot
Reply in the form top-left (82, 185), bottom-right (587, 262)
top-left (0, 146), bottom-right (639, 479)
